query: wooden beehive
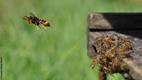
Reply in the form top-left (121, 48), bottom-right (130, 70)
top-left (87, 13), bottom-right (142, 80)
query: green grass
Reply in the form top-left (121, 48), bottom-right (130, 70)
top-left (0, 0), bottom-right (142, 80)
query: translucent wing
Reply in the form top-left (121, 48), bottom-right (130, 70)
top-left (29, 12), bottom-right (36, 17)
top-left (35, 26), bottom-right (40, 30)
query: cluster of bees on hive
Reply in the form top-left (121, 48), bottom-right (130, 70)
top-left (91, 35), bottom-right (133, 76)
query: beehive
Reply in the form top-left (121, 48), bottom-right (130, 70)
top-left (87, 13), bottom-right (142, 80)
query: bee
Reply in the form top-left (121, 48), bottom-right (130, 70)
top-left (23, 13), bottom-right (50, 29)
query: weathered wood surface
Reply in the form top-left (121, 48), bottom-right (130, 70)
top-left (88, 13), bottom-right (142, 30)
top-left (88, 13), bottom-right (142, 80)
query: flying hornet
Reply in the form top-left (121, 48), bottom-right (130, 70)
top-left (23, 13), bottom-right (50, 29)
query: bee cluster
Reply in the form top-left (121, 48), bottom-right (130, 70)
top-left (91, 35), bottom-right (133, 74)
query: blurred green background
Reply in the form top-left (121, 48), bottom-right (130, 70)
top-left (0, 0), bottom-right (142, 80)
